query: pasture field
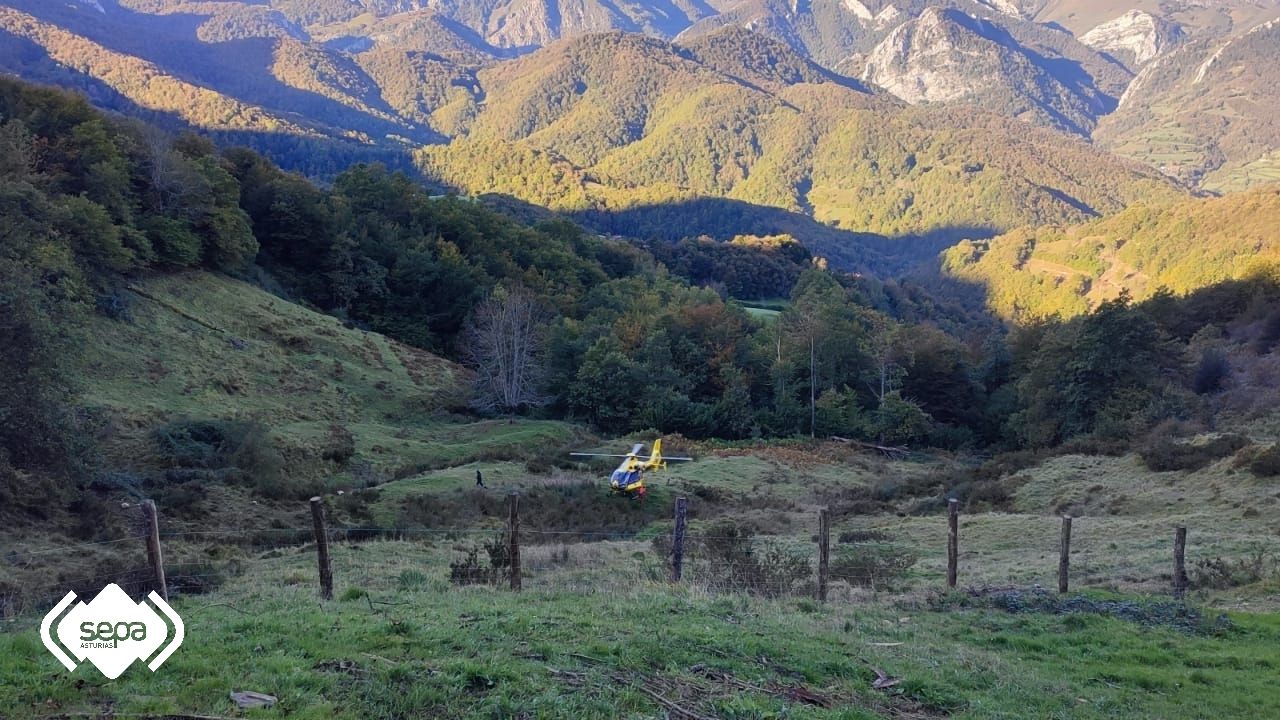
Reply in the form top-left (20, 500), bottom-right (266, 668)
top-left (2, 534), bottom-right (1279, 719)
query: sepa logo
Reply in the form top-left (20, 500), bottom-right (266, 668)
top-left (40, 584), bottom-right (184, 679)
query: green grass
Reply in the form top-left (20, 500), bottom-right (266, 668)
top-left (73, 271), bottom-right (577, 487)
top-left (0, 271), bottom-right (579, 608)
top-left (3, 540), bottom-right (1278, 719)
top-left (744, 305), bottom-right (782, 319)
top-left (739, 298), bottom-right (788, 320)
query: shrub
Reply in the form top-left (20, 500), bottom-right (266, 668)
top-left (154, 419), bottom-right (245, 468)
top-left (1191, 549), bottom-right (1273, 589)
top-left (95, 287), bottom-right (133, 321)
top-left (153, 418), bottom-right (306, 499)
top-left (1192, 349), bottom-right (1230, 394)
top-left (690, 520), bottom-right (811, 597)
top-left (398, 569), bottom-right (428, 591)
top-left (1246, 444), bottom-right (1280, 478)
top-left (140, 215), bottom-right (202, 267)
top-left (229, 426), bottom-right (294, 499)
top-left (322, 424), bottom-right (356, 465)
top-left (830, 544), bottom-right (918, 590)
top-left (1139, 434), bottom-right (1249, 472)
top-left (152, 478), bottom-right (208, 516)
top-left (449, 534), bottom-right (510, 586)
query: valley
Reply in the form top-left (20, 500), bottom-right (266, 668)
top-left (1, 2), bottom-right (1280, 717)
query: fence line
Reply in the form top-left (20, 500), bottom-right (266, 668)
top-left (1, 495), bottom-right (1252, 618)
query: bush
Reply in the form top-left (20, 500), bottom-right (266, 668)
top-left (322, 424), bottom-right (356, 465)
top-left (687, 520), bottom-right (811, 597)
top-left (1192, 349), bottom-right (1230, 394)
top-left (140, 215), bottom-right (202, 267)
top-left (449, 534), bottom-right (510, 586)
top-left (153, 418), bottom-right (304, 498)
top-left (152, 478), bottom-right (208, 516)
top-left (154, 419), bottom-right (245, 468)
top-left (1139, 434), bottom-right (1250, 472)
top-left (398, 569), bottom-right (428, 590)
top-left (830, 544), bottom-right (918, 590)
top-left (1191, 549), bottom-right (1273, 590)
top-left (95, 287), bottom-right (133, 321)
top-left (1245, 444), bottom-right (1280, 478)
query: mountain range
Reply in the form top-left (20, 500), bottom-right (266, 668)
top-left (0, 0), bottom-right (1277, 276)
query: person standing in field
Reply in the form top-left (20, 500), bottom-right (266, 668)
top-left (476, 469), bottom-right (485, 488)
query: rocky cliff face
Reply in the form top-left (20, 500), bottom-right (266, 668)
top-left (860, 6), bottom-right (1114, 134)
top-left (1079, 10), bottom-right (1184, 69)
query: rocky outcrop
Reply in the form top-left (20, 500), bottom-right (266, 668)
top-left (860, 6), bottom-right (1113, 134)
top-left (482, 0), bottom-right (717, 50)
top-left (1079, 10), bottom-right (1184, 69)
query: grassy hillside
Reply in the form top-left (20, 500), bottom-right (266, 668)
top-left (941, 185), bottom-right (1280, 318)
top-left (74, 271), bottom-right (574, 486)
top-left (0, 271), bottom-right (577, 609)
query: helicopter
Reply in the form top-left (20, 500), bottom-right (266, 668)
top-left (570, 438), bottom-right (692, 499)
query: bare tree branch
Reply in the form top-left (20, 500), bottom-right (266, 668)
top-left (461, 285), bottom-right (552, 413)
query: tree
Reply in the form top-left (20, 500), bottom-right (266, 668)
top-left (461, 285), bottom-right (552, 414)
top-left (871, 392), bottom-right (932, 445)
top-left (569, 337), bottom-right (646, 433)
top-left (783, 269), bottom-right (869, 437)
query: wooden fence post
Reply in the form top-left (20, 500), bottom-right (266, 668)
top-left (817, 508), bottom-right (830, 603)
top-left (1059, 516), bottom-right (1072, 594)
top-left (508, 492), bottom-right (521, 592)
top-left (1173, 526), bottom-right (1188, 598)
top-left (141, 500), bottom-right (167, 602)
top-left (310, 496), bottom-right (333, 600)
top-left (671, 497), bottom-right (688, 583)
top-left (947, 499), bottom-right (959, 589)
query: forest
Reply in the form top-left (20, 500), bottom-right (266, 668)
top-left (4, 76), bottom-right (1279, 502)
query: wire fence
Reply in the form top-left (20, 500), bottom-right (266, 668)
top-left (4, 494), bottom-right (1277, 618)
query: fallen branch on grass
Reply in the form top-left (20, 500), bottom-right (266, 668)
top-left (829, 437), bottom-right (910, 458)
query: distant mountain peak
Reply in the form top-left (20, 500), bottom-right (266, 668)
top-left (974, 0), bottom-right (1023, 20)
top-left (1079, 9), bottom-right (1184, 69)
top-left (860, 5), bottom-right (1115, 134)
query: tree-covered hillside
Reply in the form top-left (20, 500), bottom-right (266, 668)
top-left (942, 185), bottom-right (1280, 319)
top-left (416, 31), bottom-right (1183, 267)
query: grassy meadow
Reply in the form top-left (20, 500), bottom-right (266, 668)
top-left (3, 533), bottom-right (1279, 719)
top-left (6, 438), bottom-right (1280, 718)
